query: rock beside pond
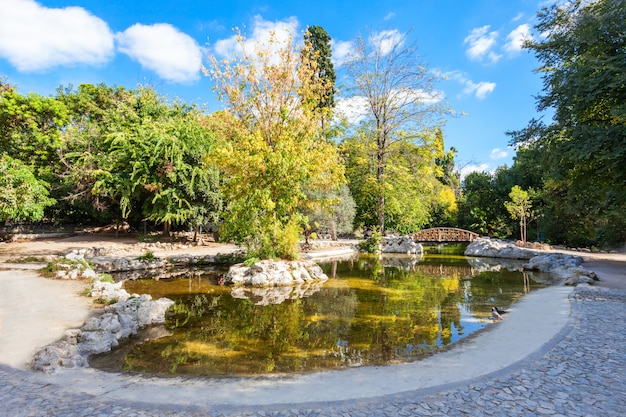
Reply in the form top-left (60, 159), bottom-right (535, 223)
top-left (524, 253), bottom-right (598, 286)
top-left (464, 237), bottom-right (540, 260)
top-left (225, 259), bottom-right (328, 286)
top-left (31, 286), bottom-right (174, 373)
top-left (381, 235), bottom-right (423, 255)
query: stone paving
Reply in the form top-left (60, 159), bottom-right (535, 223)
top-left (1, 285), bottom-right (625, 417)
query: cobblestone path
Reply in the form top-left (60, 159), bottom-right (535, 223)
top-left (1, 285), bottom-right (624, 417)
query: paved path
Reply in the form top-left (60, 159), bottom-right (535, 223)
top-left (1, 284), bottom-right (624, 416)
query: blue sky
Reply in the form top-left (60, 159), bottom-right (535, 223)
top-left (0, 0), bottom-right (551, 176)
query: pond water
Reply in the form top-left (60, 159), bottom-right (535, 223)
top-left (90, 245), bottom-right (548, 377)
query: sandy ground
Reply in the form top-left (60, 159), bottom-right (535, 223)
top-left (0, 233), bottom-right (624, 378)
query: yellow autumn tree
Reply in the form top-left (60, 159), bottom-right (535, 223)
top-left (204, 28), bottom-right (345, 260)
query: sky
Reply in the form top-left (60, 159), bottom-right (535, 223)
top-left (0, 0), bottom-right (553, 177)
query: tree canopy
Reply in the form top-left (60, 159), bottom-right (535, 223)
top-left (205, 27), bottom-right (344, 259)
top-left (342, 30), bottom-right (453, 234)
top-left (509, 0), bottom-right (626, 246)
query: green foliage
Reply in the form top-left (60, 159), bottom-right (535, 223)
top-left (358, 230), bottom-right (381, 253)
top-left (508, 0), bottom-right (626, 247)
top-left (457, 171), bottom-right (515, 239)
top-left (206, 27), bottom-right (344, 259)
top-left (0, 155), bottom-right (55, 222)
top-left (343, 31), bottom-right (453, 233)
top-left (342, 129), bottom-right (457, 234)
top-left (57, 84), bottom-right (222, 233)
top-left (303, 26), bottom-right (336, 111)
top-left (5, 256), bottom-right (45, 263)
top-left (137, 251), bottom-right (156, 262)
top-left (304, 184), bottom-right (356, 240)
top-left (504, 186), bottom-right (534, 243)
top-left (244, 257), bottom-right (260, 267)
top-left (0, 86), bottom-right (69, 177)
top-left (99, 274), bottom-right (115, 283)
top-left (39, 258), bottom-right (92, 278)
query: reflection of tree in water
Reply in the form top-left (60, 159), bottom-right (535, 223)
top-left (114, 255), bottom-right (544, 377)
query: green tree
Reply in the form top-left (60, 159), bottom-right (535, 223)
top-left (304, 184), bottom-right (356, 241)
top-left (205, 28), bottom-right (345, 259)
top-left (343, 30), bottom-right (452, 233)
top-left (0, 155), bottom-right (55, 222)
top-left (303, 25), bottom-right (336, 127)
top-left (59, 85), bottom-right (222, 235)
top-left (504, 186), bottom-right (534, 243)
top-left (342, 128), bottom-right (456, 234)
top-left (510, 0), bottom-right (626, 246)
top-left (0, 84), bottom-right (68, 179)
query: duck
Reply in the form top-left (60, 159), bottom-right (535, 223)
top-left (491, 306), bottom-right (506, 320)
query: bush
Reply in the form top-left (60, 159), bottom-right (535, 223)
top-left (358, 230), bottom-right (381, 253)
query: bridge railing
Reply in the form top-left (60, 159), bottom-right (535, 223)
top-left (411, 227), bottom-right (479, 243)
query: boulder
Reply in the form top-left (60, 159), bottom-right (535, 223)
top-left (380, 235), bottom-right (423, 255)
top-left (524, 254), bottom-right (598, 286)
top-left (31, 293), bottom-right (174, 373)
top-left (225, 260), bottom-right (328, 287)
top-left (464, 237), bottom-right (539, 260)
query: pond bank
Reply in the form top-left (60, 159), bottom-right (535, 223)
top-left (0, 236), bottom-right (624, 414)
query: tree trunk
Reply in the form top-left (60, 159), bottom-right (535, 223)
top-left (162, 221), bottom-right (171, 238)
top-left (377, 149), bottom-right (385, 235)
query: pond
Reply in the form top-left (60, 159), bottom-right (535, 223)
top-left (90, 245), bottom-right (549, 377)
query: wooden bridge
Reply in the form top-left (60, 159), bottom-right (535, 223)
top-left (411, 227), bottom-right (479, 243)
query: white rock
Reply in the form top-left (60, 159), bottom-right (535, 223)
top-left (225, 260), bottom-right (329, 287)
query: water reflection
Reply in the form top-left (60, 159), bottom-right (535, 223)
top-left (93, 252), bottom-right (546, 377)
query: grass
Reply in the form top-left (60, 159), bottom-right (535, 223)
top-left (137, 251), bottom-right (157, 262)
top-left (5, 256), bottom-right (46, 263)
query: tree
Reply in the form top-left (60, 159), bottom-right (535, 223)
top-left (342, 128), bottom-right (456, 234)
top-left (0, 84), bottom-right (68, 179)
top-left (510, 0), bottom-right (626, 246)
top-left (303, 25), bottom-right (336, 130)
top-left (205, 28), bottom-right (345, 259)
top-left (343, 30), bottom-right (451, 233)
top-left (0, 155), bottom-right (55, 222)
top-left (58, 85), bottom-right (222, 235)
top-left (504, 186), bottom-right (533, 243)
top-left (304, 184), bottom-right (356, 241)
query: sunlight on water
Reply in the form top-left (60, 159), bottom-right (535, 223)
top-left (90, 246), bottom-right (547, 377)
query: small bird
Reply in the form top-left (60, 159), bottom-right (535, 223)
top-left (492, 306), bottom-right (506, 320)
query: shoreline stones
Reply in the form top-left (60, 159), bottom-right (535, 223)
top-left (225, 259), bottom-right (328, 286)
top-left (381, 235), bottom-right (423, 255)
top-left (523, 253), bottom-right (599, 286)
top-left (464, 237), bottom-right (539, 259)
top-left (31, 281), bottom-right (174, 373)
top-left (465, 237), bottom-right (600, 286)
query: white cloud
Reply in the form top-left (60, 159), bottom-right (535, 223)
top-left (504, 24), bottom-right (532, 56)
top-left (331, 40), bottom-right (353, 67)
top-left (116, 23), bottom-right (202, 83)
top-left (490, 148), bottom-right (509, 159)
top-left (0, 0), bottom-right (114, 72)
top-left (512, 13), bottom-right (525, 22)
top-left (464, 80), bottom-right (496, 99)
top-left (384, 12), bottom-right (396, 21)
top-left (464, 26), bottom-right (501, 63)
top-left (335, 87), bottom-right (442, 125)
top-left (460, 163), bottom-right (490, 180)
top-left (213, 15), bottom-right (298, 60)
top-left (448, 71), bottom-right (496, 100)
top-left (335, 96), bottom-right (370, 125)
top-left (370, 29), bottom-right (404, 56)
